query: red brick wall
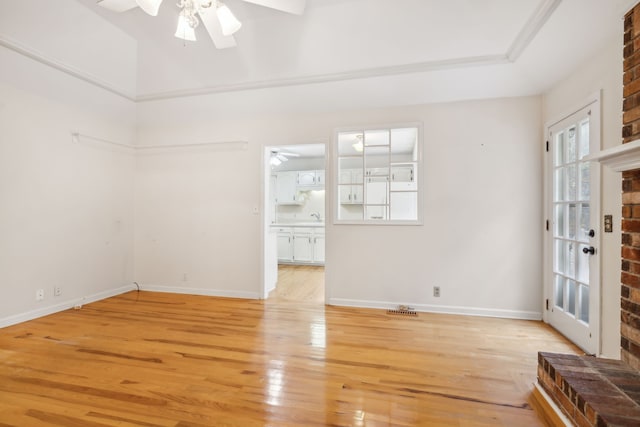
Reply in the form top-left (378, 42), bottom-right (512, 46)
top-left (622, 4), bottom-right (640, 369)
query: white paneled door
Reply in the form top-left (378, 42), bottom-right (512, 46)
top-left (547, 100), bottom-right (600, 355)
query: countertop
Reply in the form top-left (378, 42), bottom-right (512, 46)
top-left (271, 222), bottom-right (325, 228)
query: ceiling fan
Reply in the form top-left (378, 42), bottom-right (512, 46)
top-left (270, 150), bottom-right (299, 166)
top-left (97, 0), bottom-right (306, 49)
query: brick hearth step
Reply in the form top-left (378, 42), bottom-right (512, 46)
top-left (537, 352), bottom-right (640, 426)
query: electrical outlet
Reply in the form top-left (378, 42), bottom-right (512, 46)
top-left (35, 289), bottom-right (44, 301)
top-left (54, 287), bottom-right (61, 297)
top-left (183, 273), bottom-right (188, 282)
top-left (433, 286), bottom-right (440, 298)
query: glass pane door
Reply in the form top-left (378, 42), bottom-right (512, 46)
top-left (553, 120), bottom-right (591, 322)
top-left (548, 103), bottom-right (599, 354)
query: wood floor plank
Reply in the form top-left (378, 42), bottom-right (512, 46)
top-left (0, 290), bottom-right (579, 426)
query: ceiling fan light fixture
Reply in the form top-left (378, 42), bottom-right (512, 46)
top-left (136, 0), bottom-right (163, 16)
top-left (175, 13), bottom-right (197, 41)
top-left (352, 134), bottom-right (364, 152)
top-left (216, 3), bottom-right (242, 36)
top-left (270, 156), bottom-right (282, 166)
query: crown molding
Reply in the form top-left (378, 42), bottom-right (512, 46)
top-left (136, 54), bottom-right (510, 102)
top-left (506, 0), bottom-right (562, 61)
top-left (1, 0), bottom-right (561, 103)
top-left (0, 34), bottom-right (136, 101)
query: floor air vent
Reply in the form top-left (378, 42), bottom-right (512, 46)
top-left (387, 305), bottom-right (417, 316)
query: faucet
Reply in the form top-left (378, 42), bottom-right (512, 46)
top-left (310, 212), bottom-right (321, 222)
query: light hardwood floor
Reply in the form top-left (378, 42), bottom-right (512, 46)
top-left (269, 265), bottom-right (325, 304)
top-left (0, 291), bottom-right (579, 426)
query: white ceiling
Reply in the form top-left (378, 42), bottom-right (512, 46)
top-left (70, 0), bottom-right (634, 103)
top-left (0, 0), bottom-right (635, 113)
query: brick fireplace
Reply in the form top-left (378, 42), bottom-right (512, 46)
top-left (533, 4), bottom-right (640, 426)
top-left (621, 3), bottom-right (640, 371)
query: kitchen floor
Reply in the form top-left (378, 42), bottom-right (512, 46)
top-left (269, 265), bottom-right (324, 304)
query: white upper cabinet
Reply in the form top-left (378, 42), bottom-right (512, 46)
top-left (275, 171), bottom-right (302, 205)
top-left (338, 169), bottom-right (363, 204)
top-left (297, 171), bottom-right (316, 186)
top-left (296, 170), bottom-right (325, 189)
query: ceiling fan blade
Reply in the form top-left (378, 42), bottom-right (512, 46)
top-left (198, 9), bottom-right (237, 49)
top-left (279, 151), bottom-right (300, 157)
top-left (136, 0), bottom-right (163, 16)
top-left (97, 0), bottom-right (139, 12)
top-left (241, 0), bottom-right (306, 15)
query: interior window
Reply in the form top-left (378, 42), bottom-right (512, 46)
top-left (335, 125), bottom-right (420, 224)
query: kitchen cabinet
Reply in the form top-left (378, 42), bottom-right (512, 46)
top-left (277, 229), bottom-right (293, 262)
top-left (365, 178), bottom-right (389, 220)
top-left (292, 229), bottom-right (313, 262)
top-left (275, 226), bottom-right (325, 265)
top-left (313, 230), bottom-right (325, 263)
top-left (339, 169), bottom-right (363, 204)
top-left (275, 171), bottom-right (302, 205)
top-left (389, 163), bottom-right (417, 219)
top-left (390, 163), bottom-right (416, 191)
top-left (297, 170), bottom-right (325, 189)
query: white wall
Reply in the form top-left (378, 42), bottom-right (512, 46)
top-left (133, 142), bottom-right (262, 298)
top-left (0, 0), bottom-right (138, 98)
top-left (542, 34), bottom-right (623, 358)
top-left (0, 47), bottom-right (136, 326)
top-left (136, 95), bottom-right (543, 319)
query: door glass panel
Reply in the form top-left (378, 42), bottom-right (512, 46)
top-left (554, 168), bottom-right (565, 201)
top-left (554, 276), bottom-right (564, 308)
top-left (565, 241), bottom-right (576, 279)
top-left (554, 240), bottom-right (565, 274)
top-left (555, 205), bottom-right (565, 237)
top-left (579, 204), bottom-right (590, 242)
top-left (579, 162), bottom-right (590, 200)
top-left (567, 280), bottom-right (576, 316)
top-left (568, 204), bottom-right (576, 239)
top-left (579, 285), bottom-right (590, 323)
top-left (579, 120), bottom-right (590, 159)
top-left (555, 131), bottom-right (565, 165)
top-left (577, 245), bottom-right (589, 283)
top-left (566, 126), bottom-right (577, 163)
top-left (566, 165), bottom-right (577, 201)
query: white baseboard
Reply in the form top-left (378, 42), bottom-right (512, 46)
top-left (0, 284), bottom-right (137, 328)
top-left (140, 284), bottom-right (261, 300)
top-left (327, 298), bottom-right (542, 320)
top-left (532, 382), bottom-right (572, 427)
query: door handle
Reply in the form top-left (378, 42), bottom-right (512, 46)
top-left (582, 246), bottom-right (595, 255)
top-left (588, 229), bottom-right (595, 237)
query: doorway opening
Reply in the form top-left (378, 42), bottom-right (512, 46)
top-left (263, 143), bottom-right (326, 305)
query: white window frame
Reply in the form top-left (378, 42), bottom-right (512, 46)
top-left (333, 122), bottom-right (423, 225)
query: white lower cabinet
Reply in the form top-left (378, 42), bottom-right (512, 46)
top-left (276, 227), bottom-right (325, 265)
top-left (277, 230), bottom-right (293, 262)
top-left (293, 229), bottom-right (313, 262)
top-left (313, 231), bottom-right (325, 263)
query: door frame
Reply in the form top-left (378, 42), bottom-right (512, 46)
top-left (261, 142), bottom-right (329, 302)
top-left (543, 91), bottom-right (602, 355)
